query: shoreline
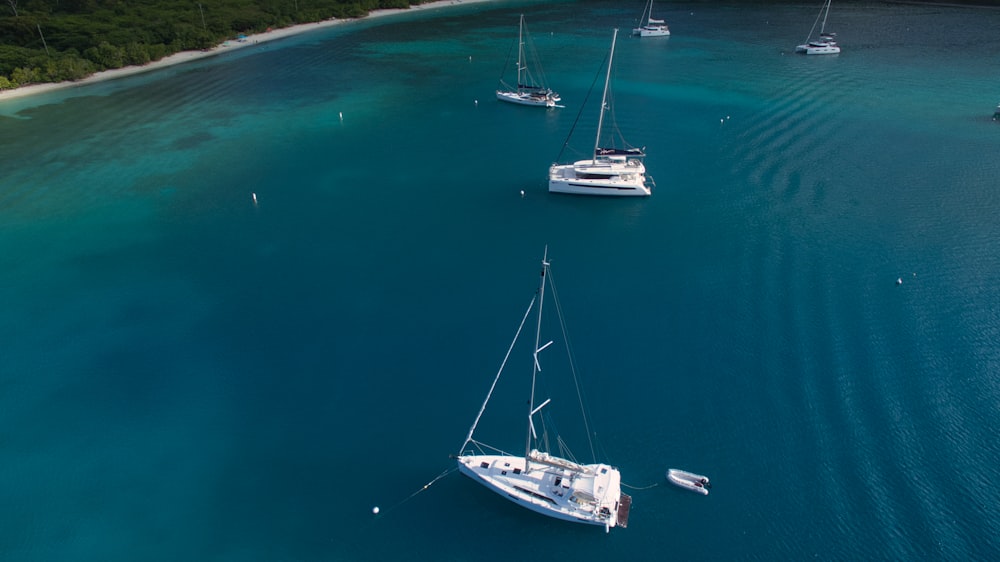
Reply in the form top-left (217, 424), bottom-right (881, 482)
top-left (0, 0), bottom-right (487, 103)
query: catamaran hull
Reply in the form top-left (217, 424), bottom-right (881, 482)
top-left (633, 26), bottom-right (670, 37)
top-left (549, 179), bottom-right (651, 196)
top-left (795, 44), bottom-right (840, 55)
top-left (549, 162), bottom-right (652, 197)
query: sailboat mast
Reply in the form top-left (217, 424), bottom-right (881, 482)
top-left (517, 14), bottom-right (525, 92)
top-left (524, 248), bottom-right (550, 468)
top-left (819, 0), bottom-right (830, 35)
top-left (592, 29), bottom-right (618, 164)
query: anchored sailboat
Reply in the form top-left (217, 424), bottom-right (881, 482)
top-left (796, 0), bottom-right (840, 55)
top-left (496, 14), bottom-right (561, 108)
top-left (455, 249), bottom-right (631, 532)
top-left (632, 0), bottom-right (670, 37)
top-left (549, 29), bottom-right (653, 196)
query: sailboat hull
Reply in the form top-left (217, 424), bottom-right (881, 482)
top-left (457, 453), bottom-right (627, 528)
top-left (496, 90), bottom-right (556, 107)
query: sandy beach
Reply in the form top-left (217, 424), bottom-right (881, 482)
top-left (0, 0), bottom-right (487, 103)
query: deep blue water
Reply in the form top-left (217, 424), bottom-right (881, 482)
top-left (2, 1), bottom-right (1000, 559)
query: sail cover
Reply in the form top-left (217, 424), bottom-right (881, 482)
top-left (596, 147), bottom-right (645, 157)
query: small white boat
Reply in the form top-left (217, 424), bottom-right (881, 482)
top-left (667, 469), bottom-right (710, 495)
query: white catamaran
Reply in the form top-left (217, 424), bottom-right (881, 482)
top-left (632, 0), bottom-right (670, 37)
top-left (496, 14), bottom-right (561, 108)
top-left (455, 249), bottom-right (631, 532)
top-left (549, 29), bottom-right (652, 196)
top-left (795, 0), bottom-right (840, 55)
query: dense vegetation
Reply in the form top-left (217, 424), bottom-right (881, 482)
top-left (0, 0), bottom-right (422, 89)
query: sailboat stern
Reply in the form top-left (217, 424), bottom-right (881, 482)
top-left (617, 492), bottom-right (632, 528)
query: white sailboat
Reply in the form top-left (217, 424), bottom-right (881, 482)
top-left (795, 0), bottom-right (840, 55)
top-left (455, 249), bottom-right (631, 532)
top-left (549, 29), bottom-right (652, 197)
top-left (632, 0), bottom-right (670, 37)
top-left (496, 14), bottom-right (561, 108)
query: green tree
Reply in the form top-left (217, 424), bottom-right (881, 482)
top-left (10, 65), bottom-right (36, 85)
top-left (123, 42), bottom-right (150, 66)
top-left (85, 40), bottom-right (123, 68)
top-left (1, 0), bottom-right (423, 85)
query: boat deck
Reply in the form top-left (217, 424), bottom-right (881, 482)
top-left (617, 493), bottom-right (632, 528)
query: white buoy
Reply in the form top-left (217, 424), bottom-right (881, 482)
top-left (520, 190), bottom-right (525, 198)
top-left (468, 55), bottom-right (472, 62)
top-left (474, 99), bottom-right (478, 106)
top-left (372, 506), bottom-right (380, 514)
top-left (896, 278), bottom-right (903, 285)
top-left (251, 192), bottom-right (258, 206)
top-left (339, 111), bottom-right (344, 121)
top-left (720, 118), bottom-right (724, 124)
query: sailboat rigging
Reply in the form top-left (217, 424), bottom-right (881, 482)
top-left (496, 14), bottom-right (561, 108)
top-left (455, 249), bottom-right (631, 532)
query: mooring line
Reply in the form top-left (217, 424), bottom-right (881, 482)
top-left (374, 466), bottom-right (459, 516)
top-left (622, 481), bottom-right (660, 490)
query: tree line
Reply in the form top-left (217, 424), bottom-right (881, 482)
top-left (0, 0), bottom-right (420, 89)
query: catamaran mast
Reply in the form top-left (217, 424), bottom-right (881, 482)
top-left (819, 0), bottom-right (831, 35)
top-left (524, 248), bottom-right (550, 469)
top-left (592, 29), bottom-right (618, 164)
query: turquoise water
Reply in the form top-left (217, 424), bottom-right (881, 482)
top-left (2, 0), bottom-right (1000, 559)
